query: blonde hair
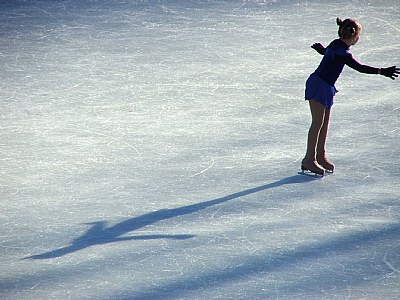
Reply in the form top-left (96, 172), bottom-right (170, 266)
top-left (337, 17), bottom-right (361, 39)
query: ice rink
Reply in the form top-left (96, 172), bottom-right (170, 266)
top-left (1, 0), bottom-right (399, 299)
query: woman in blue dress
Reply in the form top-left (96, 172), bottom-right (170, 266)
top-left (302, 17), bottom-right (399, 175)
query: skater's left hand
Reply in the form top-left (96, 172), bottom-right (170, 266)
top-left (381, 66), bottom-right (400, 80)
top-left (311, 43), bottom-right (326, 55)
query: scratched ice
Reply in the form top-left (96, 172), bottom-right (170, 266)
top-left (1, 0), bottom-right (399, 299)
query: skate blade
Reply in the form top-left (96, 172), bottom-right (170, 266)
top-left (298, 169), bottom-right (324, 177)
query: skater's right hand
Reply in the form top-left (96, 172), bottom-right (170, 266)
top-left (311, 43), bottom-right (326, 55)
top-left (380, 66), bottom-right (400, 80)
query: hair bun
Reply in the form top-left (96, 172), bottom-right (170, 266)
top-left (336, 17), bottom-right (343, 26)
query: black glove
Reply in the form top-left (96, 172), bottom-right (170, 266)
top-left (311, 43), bottom-right (326, 55)
top-left (380, 66), bottom-right (400, 80)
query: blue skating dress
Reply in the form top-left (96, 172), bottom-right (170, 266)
top-left (305, 39), bottom-right (350, 109)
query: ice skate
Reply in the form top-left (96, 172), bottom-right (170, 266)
top-left (317, 156), bottom-right (335, 173)
top-left (301, 159), bottom-right (325, 176)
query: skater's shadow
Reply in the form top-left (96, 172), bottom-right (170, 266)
top-left (25, 174), bottom-right (318, 260)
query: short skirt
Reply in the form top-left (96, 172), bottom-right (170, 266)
top-left (305, 73), bottom-right (338, 110)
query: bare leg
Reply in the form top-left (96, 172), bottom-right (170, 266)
top-left (316, 107), bottom-right (335, 172)
top-left (302, 100), bottom-right (326, 175)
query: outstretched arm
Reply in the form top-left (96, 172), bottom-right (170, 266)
top-left (340, 54), bottom-right (400, 80)
top-left (311, 43), bottom-right (326, 55)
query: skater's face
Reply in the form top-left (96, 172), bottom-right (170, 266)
top-left (344, 32), bottom-right (361, 46)
top-left (351, 32), bottom-right (360, 45)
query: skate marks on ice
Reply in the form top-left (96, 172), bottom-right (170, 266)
top-left (113, 223), bottom-right (400, 300)
top-left (24, 174), bottom-right (317, 260)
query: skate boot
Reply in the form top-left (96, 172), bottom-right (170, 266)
top-left (317, 157), bottom-right (334, 173)
top-left (301, 159), bottom-right (325, 176)
top-left (317, 153), bottom-right (335, 173)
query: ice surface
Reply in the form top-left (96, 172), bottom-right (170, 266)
top-left (1, 0), bottom-right (399, 299)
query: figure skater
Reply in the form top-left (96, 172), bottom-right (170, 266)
top-left (302, 17), bottom-right (399, 176)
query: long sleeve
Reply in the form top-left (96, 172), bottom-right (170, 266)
top-left (338, 54), bottom-right (379, 74)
